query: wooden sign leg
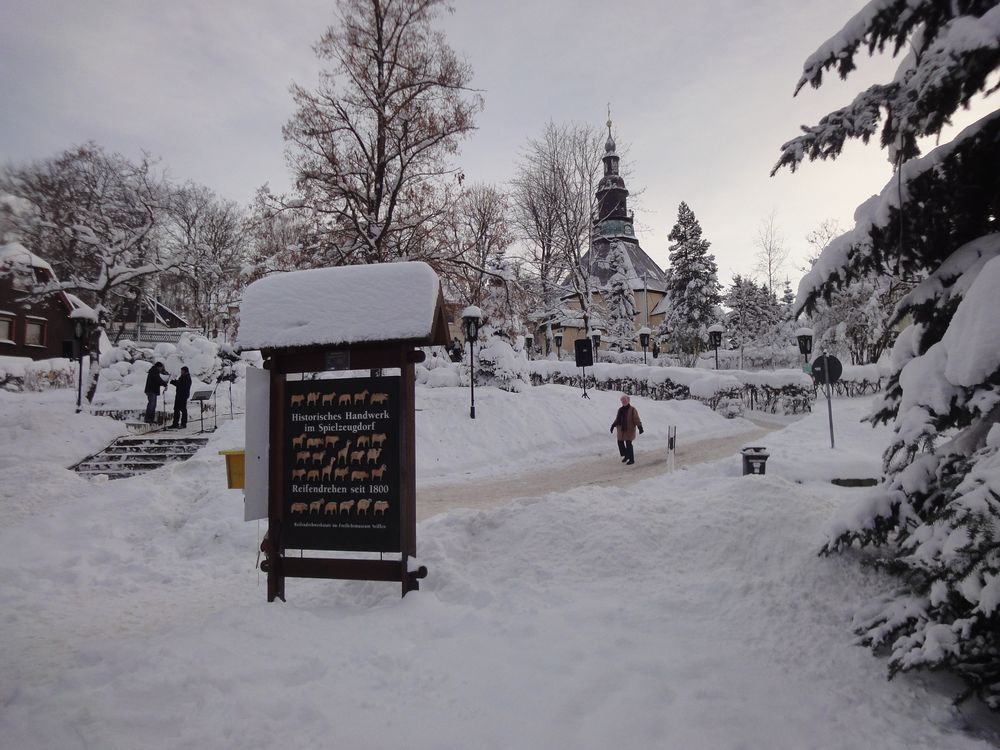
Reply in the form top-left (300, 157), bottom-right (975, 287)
top-left (267, 356), bottom-right (287, 603)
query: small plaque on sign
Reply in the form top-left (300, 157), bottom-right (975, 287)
top-left (325, 350), bottom-right (351, 370)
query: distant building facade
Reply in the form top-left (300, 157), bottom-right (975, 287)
top-left (0, 243), bottom-right (81, 361)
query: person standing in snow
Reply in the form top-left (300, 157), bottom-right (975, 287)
top-left (610, 394), bottom-right (643, 465)
top-left (169, 366), bottom-right (192, 429)
top-left (143, 361), bottom-right (168, 424)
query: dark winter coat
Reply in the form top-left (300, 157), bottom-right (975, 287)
top-left (171, 372), bottom-right (192, 401)
top-left (144, 366), bottom-right (167, 395)
top-left (612, 405), bottom-right (643, 442)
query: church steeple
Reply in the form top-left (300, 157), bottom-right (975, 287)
top-left (595, 109), bottom-right (634, 240)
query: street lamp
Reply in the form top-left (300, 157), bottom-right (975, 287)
top-left (796, 327), bottom-right (814, 366)
top-left (590, 329), bottom-right (602, 362)
top-left (71, 315), bottom-right (91, 413)
top-left (637, 326), bottom-right (651, 365)
top-left (461, 306), bottom-right (482, 419)
top-left (554, 330), bottom-right (563, 360)
top-left (707, 323), bottom-right (724, 370)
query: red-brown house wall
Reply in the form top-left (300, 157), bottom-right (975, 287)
top-left (0, 275), bottom-right (75, 360)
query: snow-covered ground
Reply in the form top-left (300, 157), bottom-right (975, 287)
top-left (1, 385), bottom-right (998, 749)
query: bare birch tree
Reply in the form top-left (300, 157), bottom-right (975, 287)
top-left (280, 0), bottom-right (482, 266)
top-left (753, 210), bottom-right (790, 292)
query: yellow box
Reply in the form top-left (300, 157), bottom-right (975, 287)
top-left (218, 450), bottom-right (246, 489)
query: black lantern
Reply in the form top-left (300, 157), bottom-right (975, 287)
top-left (637, 326), bottom-right (651, 365)
top-left (707, 323), bottom-right (724, 370)
top-left (524, 333), bottom-right (533, 359)
top-left (554, 330), bottom-right (563, 360)
top-left (590, 329), bottom-right (602, 362)
top-left (461, 306), bottom-right (482, 419)
top-left (463, 307), bottom-right (481, 342)
top-left (796, 327), bottom-right (814, 363)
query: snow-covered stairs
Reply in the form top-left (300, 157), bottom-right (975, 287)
top-left (73, 434), bottom-right (210, 480)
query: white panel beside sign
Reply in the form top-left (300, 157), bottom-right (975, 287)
top-left (244, 367), bottom-right (270, 521)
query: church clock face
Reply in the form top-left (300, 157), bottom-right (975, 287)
top-left (624, 224), bottom-right (634, 236)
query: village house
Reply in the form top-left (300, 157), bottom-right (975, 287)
top-left (0, 243), bottom-right (88, 361)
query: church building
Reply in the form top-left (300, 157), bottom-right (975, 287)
top-left (553, 120), bottom-right (670, 356)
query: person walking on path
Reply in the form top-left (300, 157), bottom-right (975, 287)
top-left (143, 362), bottom-right (168, 424)
top-left (169, 366), bottom-right (192, 429)
top-left (610, 394), bottom-right (643, 465)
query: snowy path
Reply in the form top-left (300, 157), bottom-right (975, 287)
top-left (418, 424), bottom-right (776, 520)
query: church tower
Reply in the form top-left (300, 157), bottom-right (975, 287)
top-left (594, 121), bottom-right (637, 243)
top-left (583, 116), bottom-right (668, 289)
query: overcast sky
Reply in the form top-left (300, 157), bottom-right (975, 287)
top-left (0, 0), bottom-right (987, 286)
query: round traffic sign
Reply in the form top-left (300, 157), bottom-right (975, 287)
top-left (811, 354), bottom-right (843, 384)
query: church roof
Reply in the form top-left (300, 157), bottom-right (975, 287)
top-left (579, 240), bottom-right (668, 293)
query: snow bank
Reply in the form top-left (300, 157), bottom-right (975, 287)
top-left (0, 356), bottom-right (77, 391)
top-left (529, 360), bottom-right (814, 415)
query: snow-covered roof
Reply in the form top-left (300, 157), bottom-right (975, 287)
top-left (237, 261), bottom-right (446, 350)
top-left (0, 242), bottom-right (54, 274)
top-left (577, 240), bottom-right (668, 292)
top-left (67, 294), bottom-right (98, 322)
top-left (651, 294), bottom-right (672, 317)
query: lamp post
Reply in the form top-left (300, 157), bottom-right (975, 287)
top-left (590, 329), bottom-right (602, 363)
top-left (461, 306), bottom-right (482, 419)
top-left (637, 326), bottom-right (651, 365)
top-left (71, 317), bottom-right (90, 413)
top-left (707, 323), bottom-right (724, 370)
top-left (554, 330), bottom-right (563, 360)
top-left (796, 327), bottom-right (814, 368)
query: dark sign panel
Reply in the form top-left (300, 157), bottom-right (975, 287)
top-left (574, 338), bottom-right (594, 368)
top-left (283, 376), bottom-right (401, 552)
top-left (811, 354), bottom-right (843, 385)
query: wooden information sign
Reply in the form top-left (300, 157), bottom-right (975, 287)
top-left (236, 262), bottom-right (449, 600)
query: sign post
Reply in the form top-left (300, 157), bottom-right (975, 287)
top-left (574, 338), bottom-right (593, 400)
top-left (811, 351), bottom-right (843, 449)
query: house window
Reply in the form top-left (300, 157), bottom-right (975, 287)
top-left (25, 317), bottom-right (46, 347)
top-left (0, 314), bottom-right (13, 344)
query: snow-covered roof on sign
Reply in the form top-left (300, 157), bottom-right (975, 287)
top-left (0, 242), bottom-right (54, 274)
top-left (237, 261), bottom-right (446, 350)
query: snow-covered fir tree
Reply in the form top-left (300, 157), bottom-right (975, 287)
top-left (774, 0), bottom-right (1000, 708)
top-left (473, 261), bottom-right (530, 392)
top-left (725, 275), bottom-right (773, 369)
top-left (604, 240), bottom-right (637, 353)
top-left (780, 279), bottom-right (795, 310)
top-left (656, 202), bottom-right (721, 364)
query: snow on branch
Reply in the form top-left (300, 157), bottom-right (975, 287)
top-left (794, 109), bottom-right (1000, 314)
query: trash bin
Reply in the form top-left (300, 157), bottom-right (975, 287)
top-left (219, 450), bottom-right (246, 489)
top-left (741, 446), bottom-right (769, 476)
